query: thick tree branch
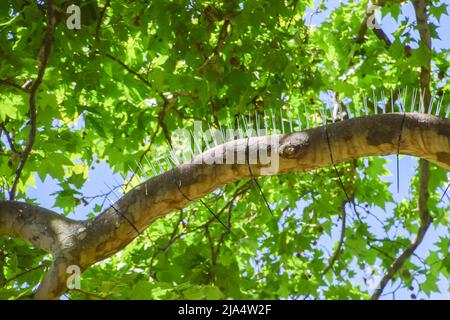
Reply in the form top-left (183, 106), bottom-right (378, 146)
top-left (1, 113), bottom-right (450, 299)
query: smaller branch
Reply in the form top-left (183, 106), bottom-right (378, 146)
top-left (322, 201), bottom-right (347, 276)
top-left (0, 79), bottom-right (31, 93)
top-left (105, 53), bottom-right (152, 88)
top-left (95, 0), bottom-right (111, 41)
top-left (371, 210), bottom-right (432, 299)
top-left (0, 124), bottom-right (20, 155)
top-left (198, 19), bottom-right (231, 72)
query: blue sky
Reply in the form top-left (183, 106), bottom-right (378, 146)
top-left (25, 0), bottom-right (450, 299)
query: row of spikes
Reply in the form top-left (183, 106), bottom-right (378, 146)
top-left (126, 88), bottom-right (448, 182)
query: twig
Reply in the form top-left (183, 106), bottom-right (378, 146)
top-left (105, 53), bottom-right (152, 88)
top-left (95, 0), bottom-right (111, 41)
top-left (69, 288), bottom-right (107, 300)
top-left (0, 264), bottom-right (46, 286)
top-left (322, 201), bottom-right (347, 275)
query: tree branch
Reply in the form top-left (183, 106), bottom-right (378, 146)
top-left (105, 53), bottom-right (152, 88)
top-left (8, 0), bottom-right (56, 200)
top-left (370, 207), bottom-right (432, 300)
top-left (322, 200), bottom-right (347, 276)
top-left (371, 0), bottom-right (434, 300)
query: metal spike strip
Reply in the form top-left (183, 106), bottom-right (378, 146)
top-left (144, 155), bottom-right (158, 176)
top-left (128, 165), bottom-right (142, 183)
top-left (255, 111), bottom-right (261, 137)
top-left (217, 123), bottom-right (225, 144)
top-left (208, 123), bottom-right (218, 146)
top-left (354, 95), bottom-right (361, 118)
top-left (134, 160), bottom-right (147, 179)
top-left (271, 110), bottom-right (277, 133)
top-left (363, 93), bottom-right (368, 116)
top-left (249, 112), bottom-right (256, 135)
top-left (227, 119), bottom-right (234, 140)
top-left (419, 90), bottom-right (425, 113)
top-left (339, 101), bottom-right (344, 119)
top-left (319, 108), bottom-right (327, 125)
top-left (428, 96), bottom-right (435, 114)
top-left (156, 158), bottom-right (165, 174)
top-left (297, 107), bottom-right (302, 131)
top-left (436, 95), bottom-right (444, 117)
top-left (347, 104), bottom-right (354, 119)
top-left (237, 120), bottom-right (244, 139)
top-left (390, 90), bottom-right (394, 113)
top-left (446, 104), bottom-right (450, 118)
top-left (164, 155), bottom-right (173, 170)
top-left (397, 89), bottom-right (403, 113)
top-left (187, 132), bottom-right (196, 158)
top-left (242, 114), bottom-right (249, 136)
top-left (169, 147), bottom-right (181, 166)
top-left (401, 87), bottom-right (408, 113)
top-left (381, 91), bottom-right (386, 114)
top-left (263, 110), bottom-right (269, 133)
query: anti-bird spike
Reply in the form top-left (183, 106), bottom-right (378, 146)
top-left (134, 160), bottom-right (147, 178)
top-left (428, 95), bottom-right (435, 115)
top-left (288, 112), bottom-right (293, 132)
top-left (446, 104), bottom-right (450, 118)
top-left (271, 110), bottom-right (277, 133)
top-left (436, 95), bottom-right (444, 116)
top-left (363, 93), bottom-right (368, 116)
top-left (145, 155), bottom-right (158, 176)
top-left (304, 105), bottom-right (310, 129)
top-left (156, 158), bottom-right (165, 174)
top-left (373, 90), bottom-right (378, 115)
top-left (255, 111), bottom-right (261, 137)
top-left (128, 165), bottom-right (142, 182)
top-left (164, 155), bottom-right (173, 169)
top-left (297, 107), bottom-right (302, 131)
top-left (241, 114), bottom-right (249, 134)
top-left (208, 123), bottom-right (218, 147)
top-left (169, 147), bottom-right (180, 166)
